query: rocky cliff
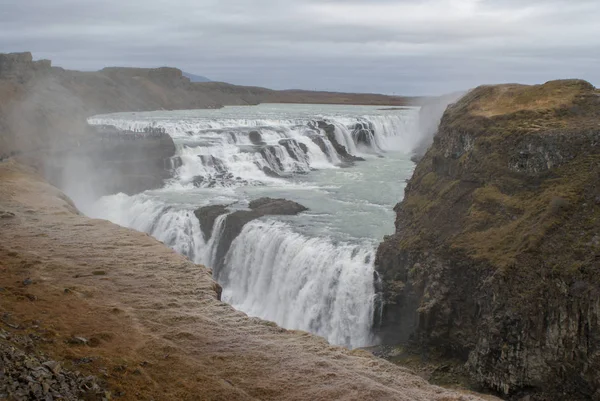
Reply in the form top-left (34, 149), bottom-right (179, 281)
top-left (375, 80), bottom-right (600, 400)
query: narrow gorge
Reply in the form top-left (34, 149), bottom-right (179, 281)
top-left (2, 51), bottom-right (599, 401)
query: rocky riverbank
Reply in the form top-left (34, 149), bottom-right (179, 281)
top-left (0, 160), bottom-right (488, 400)
top-left (375, 79), bottom-right (600, 400)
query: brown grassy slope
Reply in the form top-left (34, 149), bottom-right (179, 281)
top-left (0, 160), bottom-right (486, 401)
top-left (399, 79), bottom-right (600, 263)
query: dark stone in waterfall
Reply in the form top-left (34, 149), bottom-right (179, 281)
top-left (259, 146), bottom-right (284, 171)
top-left (312, 120), bottom-right (365, 164)
top-left (194, 204), bottom-right (231, 241)
top-left (261, 166), bottom-right (282, 178)
top-left (203, 197), bottom-right (308, 279)
top-left (192, 176), bottom-right (205, 187)
top-left (55, 123), bottom-right (178, 196)
top-left (352, 121), bottom-right (376, 147)
top-left (167, 156), bottom-right (183, 170)
top-left (249, 197), bottom-right (308, 215)
top-left (249, 130), bottom-right (265, 145)
top-left (309, 135), bottom-right (329, 156)
top-left (278, 138), bottom-right (307, 161)
top-left (198, 155), bottom-right (227, 174)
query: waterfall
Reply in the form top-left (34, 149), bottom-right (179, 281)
top-left (222, 220), bottom-right (376, 348)
top-left (86, 105), bottom-right (419, 349)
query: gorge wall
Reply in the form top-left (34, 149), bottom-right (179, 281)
top-left (376, 79), bottom-right (600, 400)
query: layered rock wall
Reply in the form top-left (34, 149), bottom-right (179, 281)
top-left (376, 80), bottom-right (600, 400)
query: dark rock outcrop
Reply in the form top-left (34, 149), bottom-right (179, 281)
top-left (195, 198), bottom-right (308, 275)
top-left (249, 130), bottom-right (265, 145)
top-left (352, 121), bottom-right (376, 147)
top-left (278, 138), bottom-right (309, 161)
top-left (311, 121), bottom-right (365, 165)
top-left (248, 197), bottom-right (309, 215)
top-left (0, 52), bottom-right (51, 83)
top-left (375, 80), bottom-right (600, 400)
top-left (194, 204), bottom-right (231, 241)
top-left (40, 125), bottom-right (177, 197)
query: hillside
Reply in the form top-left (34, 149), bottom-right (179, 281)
top-left (375, 79), bottom-right (600, 400)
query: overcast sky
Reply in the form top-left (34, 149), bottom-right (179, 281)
top-left (1, 0), bottom-right (599, 95)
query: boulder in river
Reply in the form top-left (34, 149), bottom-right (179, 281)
top-left (249, 197), bottom-right (308, 215)
top-left (313, 120), bottom-right (365, 164)
top-left (194, 204), bottom-right (231, 240)
top-left (249, 130), bottom-right (265, 145)
top-left (195, 197), bottom-right (308, 277)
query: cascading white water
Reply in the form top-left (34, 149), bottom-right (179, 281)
top-left (222, 220), bottom-right (376, 347)
top-left (86, 104), bottom-right (420, 349)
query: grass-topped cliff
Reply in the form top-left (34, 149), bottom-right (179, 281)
top-left (376, 79), bottom-right (600, 400)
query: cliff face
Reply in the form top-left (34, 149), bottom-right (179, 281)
top-left (375, 80), bottom-right (600, 399)
top-left (0, 57), bottom-right (179, 197)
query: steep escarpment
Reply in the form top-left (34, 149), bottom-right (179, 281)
top-left (376, 80), bottom-right (600, 399)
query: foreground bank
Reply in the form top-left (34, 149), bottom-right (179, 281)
top-left (0, 160), bottom-right (488, 400)
top-left (376, 80), bottom-right (600, 400)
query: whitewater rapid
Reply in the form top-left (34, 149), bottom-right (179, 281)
top-left (85, 104), bottom-right (418, 348)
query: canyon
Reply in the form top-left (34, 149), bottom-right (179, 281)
top-left (2, 50), bottom-right (599, 401)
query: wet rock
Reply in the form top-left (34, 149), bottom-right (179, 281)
top-left (261, 166), bottom-right (282, 178)
top-left (198, 155), bottom-right (227, 174)
top-left (313, 120), bottom-right (365, 164)
top-left (352, 121), bottom-right (375, 147)
top-left (309, 135), bottom-right (329, 156)
top-left (248, 197), bottom-right (308, 215)
top-left (201, 198), bottom-right (308, 277)
top-left (194, 204), bottom-right (230, 241)
top-left (260, 146), bottom-right (283, 172)
top-left (278, 139), bottom-right (308, 161)
top-left (248, 130), bottom-right (264, 145)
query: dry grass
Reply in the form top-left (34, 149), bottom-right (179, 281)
top-left (467, 80), bottom-right (593, 118)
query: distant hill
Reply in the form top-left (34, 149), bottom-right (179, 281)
top-left (183, 72), bottom-right (211, 82)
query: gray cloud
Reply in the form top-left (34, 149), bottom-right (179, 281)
top-left (1, 0), bottom-right (598, 95)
